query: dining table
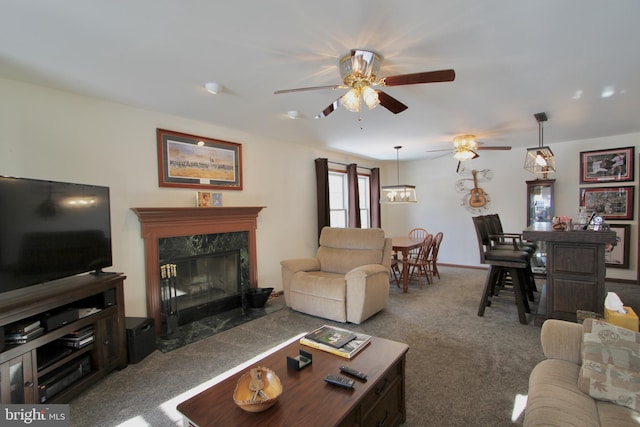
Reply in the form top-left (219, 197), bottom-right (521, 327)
top-left (392, 236), bottom-right (423, 293)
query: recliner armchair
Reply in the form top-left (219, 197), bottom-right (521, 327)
top-left (280, 227), bottom-right (392, 324)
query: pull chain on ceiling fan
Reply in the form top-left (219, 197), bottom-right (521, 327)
top-left (274, 49), bottom-right (456, 118)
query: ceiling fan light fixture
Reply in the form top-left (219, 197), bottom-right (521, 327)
top-left (453, 149), bottom-right (478, 161)
top-left (341, 88), bottom-right (360, 112)
top-left (361, 86), bottom-right (379, 110)
top-left (381, 146), bottom-right (417, 204)
top-left (524, 112), bottom-right (556, 174)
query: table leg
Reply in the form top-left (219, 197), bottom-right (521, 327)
top-left (402, 249), bottom-right (409, 293)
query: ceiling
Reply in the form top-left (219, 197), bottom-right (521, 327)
top-left (1, 1), bottom-right (639, 161)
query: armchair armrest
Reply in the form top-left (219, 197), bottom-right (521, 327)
top-left (345, 263), bottom-right (389, 280)
top-left (280, 258), bottom-right (320, 273)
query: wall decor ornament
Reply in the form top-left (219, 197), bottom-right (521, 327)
top-left (605, 224), bottom-right (630, 269)
top-left (157, 129), bottom-right (243, 190)
top-left (579, 186), bottom-right (634, 220)
top-left (580, 146), bottom-right (634, 184)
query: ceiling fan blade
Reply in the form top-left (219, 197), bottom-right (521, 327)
top-left (476, 146), bottom-right (512, 150)
top-left (377, 90), bottom-right (408, 114)
top-left (274, 84), bottom-right (345, 95)
top-left (382, 69), bottom-right (455, 86)
top-left (315, 99), bottom-right (341, 118)
top-left (426, 148), bottom-right (455, 153)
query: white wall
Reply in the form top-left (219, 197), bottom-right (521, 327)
top-left (381, 133), bottom-right (639, 282)
top-left (0, 78), bottom-right (379, 317)
top-left (2, 77), bottom-right (637, 318)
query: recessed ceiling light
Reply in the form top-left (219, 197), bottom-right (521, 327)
top-left (287, 110), bottom-right (299, 119)
top-left (205, 82), bottom-right (220, 94)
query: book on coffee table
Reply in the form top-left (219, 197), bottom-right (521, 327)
top-left (300, 325), bottom-right (371, 359)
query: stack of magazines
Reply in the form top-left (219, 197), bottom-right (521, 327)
top-left (5, 318), bottom-right (44, 345)
top-left (300, 325), bottom-right (371, 359)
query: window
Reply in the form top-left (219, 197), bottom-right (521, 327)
top-left (328, 170), bottom-right (371, 228)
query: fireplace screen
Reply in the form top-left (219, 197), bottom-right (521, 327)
top-left (158, 232), bottom-right (248, 332)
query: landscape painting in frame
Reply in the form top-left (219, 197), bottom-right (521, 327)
top-left (579, 186), bottom-right (634, 220)
top-left (157, 129), bottom-right (242, 190)
top-left (605, 224), bottom-right (630, 269)
top-left (580, 146), bottom-right (634, 184)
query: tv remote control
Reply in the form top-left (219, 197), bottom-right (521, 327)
top-left (324, 374), bottom-right (355, 389)
top-left (340, 365), bottom-right (367, 380)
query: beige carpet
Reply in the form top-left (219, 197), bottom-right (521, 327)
top-left (69, 267), bottom-right (639, 426)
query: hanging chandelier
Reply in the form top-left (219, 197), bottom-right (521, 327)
top-left (524, 112), bottom-right (556, 175)
top-left (381, 146), bottom-right (417, 203)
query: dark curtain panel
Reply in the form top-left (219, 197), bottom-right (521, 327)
top-left (347, 163), bottom-right (361, 228)
top-left (315, 158), bottom-right (330, 240)
top-left (370, 167), bottom-right (381, 228)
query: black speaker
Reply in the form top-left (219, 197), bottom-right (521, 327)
top-left (101, 288), bottom-right (116, 308)
top-left (125, 317), bottom-right (156, 364)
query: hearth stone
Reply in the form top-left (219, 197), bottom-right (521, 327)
top-left (155, 297), bottom-right (284, 352)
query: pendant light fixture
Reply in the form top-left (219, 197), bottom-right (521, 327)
top-left (381, 146), bottom-right (417, 203)
top-left (524, 112), bottom-right (556, 175)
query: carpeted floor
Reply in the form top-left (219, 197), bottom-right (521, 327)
top-left (68, 267), bottom-right (639, 426)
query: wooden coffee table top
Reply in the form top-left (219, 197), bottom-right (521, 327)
top-left (177, 335), bottom-right (409, 427)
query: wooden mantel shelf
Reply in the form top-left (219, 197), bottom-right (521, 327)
top-left (132, 206), bottom-right (266, 334)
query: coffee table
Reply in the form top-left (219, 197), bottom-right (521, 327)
top-left (177, 335), bottom-right (409, 426)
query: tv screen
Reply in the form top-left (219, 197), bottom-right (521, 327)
top-left (0, 176), bottom-right (112, 294)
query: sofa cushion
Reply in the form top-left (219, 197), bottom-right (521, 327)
top-left (578, 319), bottom-right (640, 412)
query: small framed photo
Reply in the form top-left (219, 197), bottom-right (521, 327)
top-left (579, 186), bottom-right (634, 220)
top-left (606, 224), bottom-right (630, 269)
top-left (197, 192), bottom-right (222, 207)
top-left (157, 128), bottom-right (242, 190)
top-left (580, 146), bottom-right (634, 184)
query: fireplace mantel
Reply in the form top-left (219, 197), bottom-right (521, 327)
top-left (132, 206), bottom-right (265, 334)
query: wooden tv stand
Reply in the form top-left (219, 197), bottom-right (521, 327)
top-left (0, 273), bottom-right (127, 404)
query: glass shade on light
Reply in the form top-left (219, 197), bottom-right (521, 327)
top-left (340, 86), bottom-right (380, 112)
top-left (453, 150), bottom-right (478, 161)
top-left (381, 185), bottom-right (417, 203)
top-left (524, 146), bottom-right (556, 174)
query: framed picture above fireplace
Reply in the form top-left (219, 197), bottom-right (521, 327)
top-left (157, 128), bottom-right (243, 190)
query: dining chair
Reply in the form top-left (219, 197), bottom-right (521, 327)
top-left (428, 232), bottom-right (443, 280)
top-left (408, 227), bottom-right (428, 257)
top-left (405, 233), bottom-right (433, 289)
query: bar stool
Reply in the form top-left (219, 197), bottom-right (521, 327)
top-left (472, 215), bottom-right (532, 324)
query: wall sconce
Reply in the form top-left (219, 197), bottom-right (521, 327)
top-left (524, 112), bottom-right (556, 175)
top-left (381, 146), bottom-right (417, 203)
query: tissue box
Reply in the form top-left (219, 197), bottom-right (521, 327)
top-left (604, 306), bottom-right (639, 332)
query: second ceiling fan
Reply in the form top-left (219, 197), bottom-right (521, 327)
top-left (274, 49), bottom-right (455, 118)
top-left (427, 134), bottom-right (512, 161)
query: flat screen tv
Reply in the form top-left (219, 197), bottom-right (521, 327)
top-left (0, 176), bottom-right (112, 294)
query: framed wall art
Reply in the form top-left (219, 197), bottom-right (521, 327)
top-left (579, 186), bottom-right (634, 220)
top-left (605, 224), bottom-right (630, 269)
top-left (580, 146), bottom-right (634, 184)
top-left (157, 129), bottom-right (243, 190)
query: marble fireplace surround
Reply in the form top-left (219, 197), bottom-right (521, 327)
top-left (132, 206), bottom-right (265, 335)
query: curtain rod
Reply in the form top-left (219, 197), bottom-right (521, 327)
top-left (328, 160), bottom-right (375, 171)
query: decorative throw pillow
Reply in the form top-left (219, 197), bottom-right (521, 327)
top-left (577, 318), bottom-right (640, 411)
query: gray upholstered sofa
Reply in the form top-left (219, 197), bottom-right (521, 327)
top-left (280, 227), bottom-right (392, 324)
top-left (524, 319), bottom-right (640, 426)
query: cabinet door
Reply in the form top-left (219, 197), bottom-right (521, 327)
top-left (0, 352), bottom-right (35, 404)
top-left (97, 316), bottom-right (125, 370)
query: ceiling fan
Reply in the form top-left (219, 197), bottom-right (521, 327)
top-left (427, 134), bottom-right (512, 161)
top-left (274, 49), bottom-right (455, 118)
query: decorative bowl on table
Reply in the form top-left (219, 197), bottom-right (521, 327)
top-left (233, 366), bottom-right (283, 412)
